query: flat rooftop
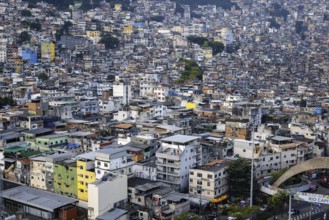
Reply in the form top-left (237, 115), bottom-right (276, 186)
top-left (161, 135), bottom-right (199, 144)
top-left (23, 128), bottom-right (53, 135)
top-left (270, 136), bottom-right (294, 142)
top-left (2, 186), bottom-right (78, 212)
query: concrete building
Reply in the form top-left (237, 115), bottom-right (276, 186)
top-left (88, 173), bottom-right (128, 220)
top-left (30, 156), bottom-right (47, 190)
top-left (95, 148), bottom-right (135, 179)
top-left (76, 152), bottom-right (97, 201)
top-left (113, 82), bottom-right (132, 105)
top-left (53, 159), bottom-right (77, 198)
top-left (189, 160), bottom-right (229, 200)
top-left (156, 135), bottom-right (202, 192)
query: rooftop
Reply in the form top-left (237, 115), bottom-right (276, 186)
top-left (270, 136), bottom-right (294, 142)
top-left (2, 186), bottom-right (78, 212)
top-left (161, 135), bottom-right (199, 144)
top-left (23, 128), bottom-right (53, 135)
top-left (96, 208), bottom-right (127, 220)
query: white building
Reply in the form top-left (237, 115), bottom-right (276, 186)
top-left (0, 38), bottom-right (6, 62)
top-left (79, 97), bottom-right (99, 114)
top-left (95, 148), bottom-right (136, 179)
top-left (189, 160), bottom-right (229, 200)
top-left (154, 85), bottom-right (169, 102)
top-left (156, 135), bottom-right (202, 192)
top-left (88, 173), bottom-right (128, 220)
top-left (113, 82), bottom-right (132, 105)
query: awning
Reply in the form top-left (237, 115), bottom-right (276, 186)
top-left (211, 194), bottom-right (229, 203)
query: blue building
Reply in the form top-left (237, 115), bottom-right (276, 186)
top-left (21, 49), bottom-right (38, 64)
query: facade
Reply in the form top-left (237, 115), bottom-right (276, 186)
top-left (95, 148), bottom-right (135, 179)
top-left (53, 159), bottom-right (77, 198)
top-left (41, 42), bottom-right (55, 61)
top-left (88, 173), bottom-right (128, 220)
top-left (113, 82), bottom-right (132, 105)
top-left (30, 156), bottom-right (47, 190)
top-left (21, 49), bottom-right (38, 64)
top-left (76, 152), bottom-right (97, 201)
top-left (189, 160), bottom-right (229, 200)
top-left (35, 134), bottom-right (68, 151)
top-left (156, 135), bottom-right (202, 192)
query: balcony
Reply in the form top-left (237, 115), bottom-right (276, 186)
top-left (156, 161), bottom-right (180, 168)
top-left (167, 170), bottom-right (180, 176)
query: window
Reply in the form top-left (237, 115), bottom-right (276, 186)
top-left (190, 171), bottom-right (194, 175)
top-left (79, 166), bottom-right (83, 170)
top-left (197, 173), bottom-right (202, 178)
top-left (97, 161), bottom-right (101, 166)
top-left (104, 163), bottom-right (108, 167)
top-left (97, 170), bottom-right (101, 174)
top-left (197, 180), bottom-right (202, 185)
top-left (207, 182), bottom-right (210, 186)
top-left (207, 174), bottom-right (213, 179)
top-left (190, 179), bottom-right (193, 183)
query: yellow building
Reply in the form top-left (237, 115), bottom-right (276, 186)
top-left (203, 48), bottom-right (213, 59)
top-left (41, 42), bottom-right (55, 61)
top-left (14, 59), bottom-right (23, 72)
top-left (186, 102), bottom-right (197, 109)
top-left (77, 158), bottom-right (96, 201)
top-left (123, 25), bottom-right (133, 35)
top-left (114, 4), bottom-right (122, 11)
top-left (86, 31), bottom-right (101, 44)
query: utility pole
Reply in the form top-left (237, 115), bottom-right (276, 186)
top-left (250, 125), bottom-right (255, 208)
top-left (288, 193), bottom-right (292, 220)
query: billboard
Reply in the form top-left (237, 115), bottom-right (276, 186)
top-left (294, 192), bottom-right (329, 205)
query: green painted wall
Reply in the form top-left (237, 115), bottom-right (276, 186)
top-left (53, 162), bottom-right (77, 198)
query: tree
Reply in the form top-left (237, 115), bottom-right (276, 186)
top-left (270, 168), bottom-right (288, 185)
top-left (227, 204), bottom-right (260, 220)
top-left (38, 72), bottom-right (49, 81)
top-left (18, 31), bottom-right (31, 43)
top-left (203, 41), bottom-right (209, 47)
top-left (0, 97), bottom-right (16, 108)
top-left (149, 15), bottom-right (165, 22)
top-left (300, 99), bottom-right (307, 107)
top-left (99, 34), bottom-right (119, 49)
top-left (21, 9), bottom-right (32, 17)
top-left (227, 158), bottom-right (252, 198)
top-left (30, 21), bottom-right (42, 31)
top-left (174, 212), bottom-right (201, 220)
top-left (267, 191), bottom-right (288, 218)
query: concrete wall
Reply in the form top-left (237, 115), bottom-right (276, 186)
top-left (274, 157), bottom-right (329, 187)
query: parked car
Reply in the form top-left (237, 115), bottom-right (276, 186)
top-left (288, 209), bottom-right (300, 215)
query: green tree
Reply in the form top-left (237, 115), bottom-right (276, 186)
top-left (209, 41), bottom-right (224, 55)
top-left (0, 97), bottom-right (16, 108)
top-left (203, 41), bottom-right (209, 47)
top-left (99, 34), bottom-right (119, 49)
top-left (21, 9), bottom-right (32, 17)
top-left (174, 212), bottom-right (201, 220)
top-left (18, 31), bottom-right (31, 43)
top-left (227, 158), bottom-right (252, 198)
top-left (38, 72), bottom-right (49, 81)
top-left (30, 21), bottom-right (42, 31)
top-left (267, 191), bottom-right (288, 218)
top-left (270, 168), bottom-right (288, 185)
top-left (149, 15), bottom-right (165, 22)
top-left (300, 99), bottom-right (307, 107)
top-left (227, 204), bottom-right (260, 220)
top-left (107, 74), bottom-right (115, 81)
